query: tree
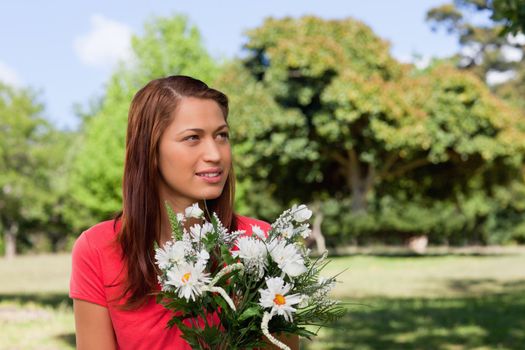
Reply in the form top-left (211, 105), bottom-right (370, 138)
top-left (426, 0), bottom-right (525, 109)
top-left (67, 14), bottom-right (220, 231)
top-left (425, 1), bottom-right (525, 245)
top-left (0, 82), bottom-right (69, 258)
top-left (215, 16), bottom-right (525, 247)
top-left (493, 0), bottom-right (525, 35)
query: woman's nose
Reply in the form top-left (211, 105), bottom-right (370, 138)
top-left (202, 139), bottom-right (221, 162)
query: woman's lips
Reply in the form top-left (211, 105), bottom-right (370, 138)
top-left (196, 171), bottom-right (222, 184)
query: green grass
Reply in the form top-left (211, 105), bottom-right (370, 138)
top-left (1, 249), bottom-right (524, 349)
top-left (302, 250), bottom-right (525, 350)
top-left (0, 253), bottom-right (71, 293)
top-left (325, 251), bottom-right (525, 298)
top-left (0, 253), bottom-right (73, 350)
top-left (306, 292), bottom-right (525, 350)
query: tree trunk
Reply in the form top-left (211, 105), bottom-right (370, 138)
top-left (307, 201), bottom-right (327, 255)
top-left (312, 208), bottom-right (326, 255)
top-left (5, 222), bottom-right (18, 260)
top-left (348, 149), bottom-right (375, 213)
top-left (350, 183), bottom-right (368, 213)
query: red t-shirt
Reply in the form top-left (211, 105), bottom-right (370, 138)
top-left (69, 215), bottom-right (271, 350)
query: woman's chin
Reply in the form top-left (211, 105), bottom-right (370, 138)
top-left (197, 190), bottom-right (224, 201)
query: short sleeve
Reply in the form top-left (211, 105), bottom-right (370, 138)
top-left (69, 232), bottom-right (107, 307)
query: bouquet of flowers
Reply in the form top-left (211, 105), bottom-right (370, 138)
top-left (155, 202), bottom-right (346, 350)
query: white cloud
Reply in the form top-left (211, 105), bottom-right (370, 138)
top-left (507, 32), bottom-right (525, 46)
top-left (395, 53), bottom-right (432, 69)
top-left (500, 45), bottom-right (523, 62)
top-left (0, 61), bottom-right (22, 86)
top-left (74, 14), bottom-right (133, 68)
top-left (413, 55), bottom-right (432, 69)
top-left (486, 69), bottom-right (516, 85)
top-left (460, 43), bottom-right (484, 66)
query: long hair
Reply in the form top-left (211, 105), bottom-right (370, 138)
top-left (115, 75), bottom-right (236, 309)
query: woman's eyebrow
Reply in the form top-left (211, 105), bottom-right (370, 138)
top-left (177, 124), bottom-right (228, 135)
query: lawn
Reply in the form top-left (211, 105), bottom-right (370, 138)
top-left (303, 249), bottom-right (525, 350)
top-left (1, 249), bottom-right (524, 349)
top-left (0, 253), bottom-right (73, 350)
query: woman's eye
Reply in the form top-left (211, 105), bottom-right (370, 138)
top-left (218, 132), bottom-right (230, 140)
top-left (184, 135), bottom-right (199, 141)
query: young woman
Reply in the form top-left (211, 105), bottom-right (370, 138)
top-left (69, 75), bottom-right (299, 349)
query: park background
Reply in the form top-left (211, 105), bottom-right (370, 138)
top-left (1, 0), bottom-right (525, 349)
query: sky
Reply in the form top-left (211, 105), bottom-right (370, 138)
top-left (0, 0), bottom-right (458, 130)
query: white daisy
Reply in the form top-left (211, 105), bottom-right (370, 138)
top-left (232, 236), bottom-right (268, 278)
top-left (300, 227), bottom-right (312, 239)
top-left (201, 222), bottom-right (213, 235)
top-left (268, 240), bottom-right (307, 277)
top-left (189, 224), bottom-right (202, 237)
top-left (279, 224), bottom-right (294, 239)
top-left (155, 241), bottom-right (188, 269)
top-left (292, 204), bottom-right (312, 222)
top-left (251, 224), bottom-right (267, 240)
top-left (258, 277), bottom-right (303, 322)
top-left (189, 222), bottom-right (214, 242)
top-left (185, 203), bottom-right (204, 219)
top-left (166, 261), bottom-right (211, 301)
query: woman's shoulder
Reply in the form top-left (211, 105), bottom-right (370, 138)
top-left (74, 219), bottom-right (120, 251)
top-left (69, 219), bottom-right (122, 307)
top-left (235, 214), bottom-right (271, 233)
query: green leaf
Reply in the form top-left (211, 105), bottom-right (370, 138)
top-left (165, 201), bottom-right (183, 240)
top-left (221, 245), bottom-right (235, 265)
top-left (238, 306), bottom-right (262, 321)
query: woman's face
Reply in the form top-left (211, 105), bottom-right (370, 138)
top-left (157, 97), bottom-right (231, 210)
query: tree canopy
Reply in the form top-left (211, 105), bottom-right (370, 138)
top-left (216, 16), bottom-right (525, 245)
top-left (67, 15), bottom-right (220, 230)
top-left (427, 0), bottom-right (525, 109)
top-left (0, 82), bottom-right (70, 257)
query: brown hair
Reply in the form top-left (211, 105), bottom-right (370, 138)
top-left (115, 75), bottom-right (236, 309)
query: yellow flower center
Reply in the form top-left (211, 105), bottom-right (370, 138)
top-left (182, 272), bottom-right (191, 283)
top-left (273, 294), bottom-right (286, 306)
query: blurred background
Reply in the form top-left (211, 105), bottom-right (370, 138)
top-left (1, 0), bottom-right (525, 349)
